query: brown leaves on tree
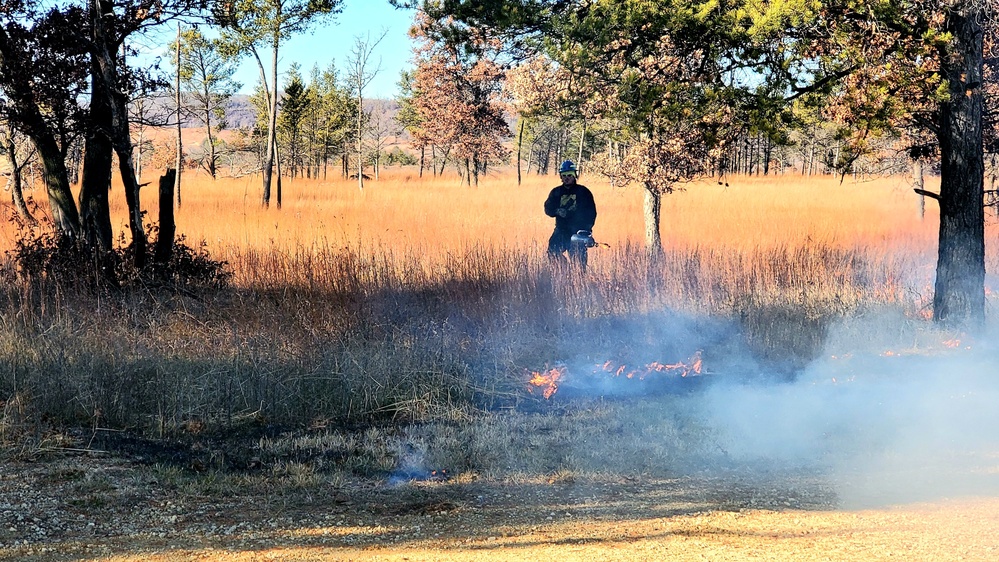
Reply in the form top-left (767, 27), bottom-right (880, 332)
top-left (406, 13), bottom-right (510, 183)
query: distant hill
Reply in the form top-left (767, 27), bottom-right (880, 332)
top-left (225, 95), bottom-right (256, 130)
top-left (136, 94), bottom-right (405, 139)
top-left (219, 96), bottom-right (403, 134)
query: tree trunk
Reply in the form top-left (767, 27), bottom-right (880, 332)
top-left (76, 71), bottom-right (119, 287)
top-left (206, 124), bottom-right (216, 180)
top-left (914, 159), bottom-right (925, 220)
top-left (3, 135), bottom-right (35, 225)
top-left (643, 183), bottom-right (663, 255)
top-left (357, 93), bottom-right (364, 190)
top-left (117, 141), bottom-right (146, 268)
top-left (808, 134), bottom-right (815, 176)
top-left (154, 169), bottom-right (176, 264)
top-left (175, 23), bottom-right (184, 208)
top-left (79, 64), bottom-right (114, 251)
top-left (933, 4), bottom-right (985, 327)
top-left (134, 100), bottom-right (145, 183)
top-left (438, 145), bottom-right (450, 176)
top-left (262, 36), bottom-right (280, 206)
top-left (92, 0), bottom-right (145, 267)
top-left (763, 136), bottom-right (772, 175)
top-left (517, 118), bottom-right (524, 186)
top-left (275, 144), bottom-right (283, 209)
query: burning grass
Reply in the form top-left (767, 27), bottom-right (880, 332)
top-left (527, 351), bottom-right (704, 400)
top-left (0, 166), bottom-right (991, 454)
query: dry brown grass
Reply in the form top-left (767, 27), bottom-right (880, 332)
top-left (0, 166), bottom-right (944, 305)
top-left (0, 166), bottom-right (986, 434)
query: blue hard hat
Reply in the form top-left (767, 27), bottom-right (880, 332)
top-left (559, 160), bottom-right (578, 175)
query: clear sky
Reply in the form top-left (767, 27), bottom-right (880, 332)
top-left (231, 2), bottom-right (418, 100)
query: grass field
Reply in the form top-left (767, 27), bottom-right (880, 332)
top-left (0, 166), bottom-right (989, 438)
top-left (4, 167), bottom-right (999, 561)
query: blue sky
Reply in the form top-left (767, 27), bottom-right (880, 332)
top-left (232, 2), bottom-right (417, 100)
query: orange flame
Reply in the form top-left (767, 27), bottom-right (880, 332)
top-left (602, 351), bottom-right (703, 379)
top-left (528, 352), bottom-right (704, 400)
top-left (528, 366), bottom-right (565, 399)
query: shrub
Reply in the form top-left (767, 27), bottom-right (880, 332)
top-left (2, 219), bottom-right (231, 294)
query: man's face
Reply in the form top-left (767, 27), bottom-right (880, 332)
top-left (561, 173), bottom-right (577, 186)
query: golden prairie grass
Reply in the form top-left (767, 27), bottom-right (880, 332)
top-left (0, 165), bottom-right (987, 433)
top-left (3, 165), bottom-right (972, 328)
top-left (158, 168), bottom-right (947, 314)
top-left (0, 166), bottom-right (947, 307)
top-left (116, 167), bottom-right (941, 259)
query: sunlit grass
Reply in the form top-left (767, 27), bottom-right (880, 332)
top-left (2, 164), bottom-right (989, 433)
top-left (0, 165), bottom-right (953, 320)
top-left (111, 167), bottom-right (944, 312)
top-left (139, 167), bottom-right (941, 258)
top-left (0, 165), bottom-right (944, 298)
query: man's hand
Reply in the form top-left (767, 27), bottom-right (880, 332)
top-left (556, 208), bottom-right (567, 218)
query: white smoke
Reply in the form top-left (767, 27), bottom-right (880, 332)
top-left (698, 314), bottom-right (999, 508)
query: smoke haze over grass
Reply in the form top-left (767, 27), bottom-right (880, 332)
top-left (693, 314), bottom-right (999, 508)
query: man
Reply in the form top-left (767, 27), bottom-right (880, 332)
top-left (544, 160), bottom-right (597, 269)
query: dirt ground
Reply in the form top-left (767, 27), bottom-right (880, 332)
top-left (2, 453), bottom-right (998, 562)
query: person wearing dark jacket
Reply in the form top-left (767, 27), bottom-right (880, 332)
top-left (544, 160), bottom-right (597, 269)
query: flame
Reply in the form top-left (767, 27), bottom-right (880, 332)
top-left (601, 351), bottom-right (703, 379)
top-left (942, 339), bottom-right (961, 348)
top-left (528, 365), bottom-right (565, 399)
top-left (528, 352), bottom-right (704, 399)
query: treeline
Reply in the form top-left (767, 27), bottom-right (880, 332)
top-left (510, 117), bottom-right (921, 182)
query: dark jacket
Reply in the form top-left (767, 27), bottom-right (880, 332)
top-left (544, 183), bottom-right (597, 233)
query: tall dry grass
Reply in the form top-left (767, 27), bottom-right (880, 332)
top-left (0, 167), bottom-right (942, 289)
top-left (127, 168), bottom-right (944, 316)
top-left (2, 166), bottom-right (989, 440)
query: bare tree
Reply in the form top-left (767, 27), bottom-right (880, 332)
top-left (345, 30), bottom-right (387, 190)
top-left (176, 25), bottom-right (241, 181)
